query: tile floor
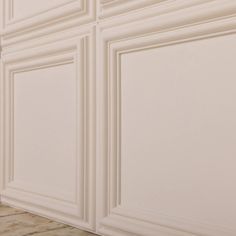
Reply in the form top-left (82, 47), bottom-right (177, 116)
top-left (0, 204), bottom-right (97, 236)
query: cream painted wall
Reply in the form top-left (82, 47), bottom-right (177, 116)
top-left (1, 1), bottom-right (236, 236)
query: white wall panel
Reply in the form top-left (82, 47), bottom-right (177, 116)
top-left (1, 1), bottom-right (236, 236)
top-left (97, 1), bottom-right (236, 236)
top-left (14, 63), bottom-right (76, 202)
top-left (0, 30), bottom-right (96, 231)
top-left (121, 33), bottom-right (236, 229)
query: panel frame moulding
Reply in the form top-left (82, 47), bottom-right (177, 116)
top-left (99, 0), bottom-right (165, 19)
top-left (96, 0), bottom-right (236, 236)
top-left (98, 0), bottom-right (224, 21)
top-left (0, 28), bottom-right (96, 232)
top-left (1, 0), bottom-right (96, 47)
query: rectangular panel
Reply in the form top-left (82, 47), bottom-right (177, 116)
top-left (14, 63), bottom-right (76, 202)
top-left (121, 33), bottom-right (236, 230)
top-left (1, 30), bottom-right (95, 231)
top-left (98, 2), bottom-right (236, 235)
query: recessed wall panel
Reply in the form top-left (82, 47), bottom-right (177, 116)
top-left (121, 34), bottom-right (236, 230)
top-left (1, 33), bottom-right (95, 230)
top-left (14, 63), bottom-right (76, 202)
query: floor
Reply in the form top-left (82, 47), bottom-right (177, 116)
top-left (0, 204), bottom-right (97, 236)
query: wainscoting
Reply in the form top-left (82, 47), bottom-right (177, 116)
top-left (1, 1), bottom-right (236, 236)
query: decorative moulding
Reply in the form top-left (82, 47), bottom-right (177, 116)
top-left (0, 27), bottom-right (96, 232)
top-left (1, 0), bottom-right (95, 47)
top-left (1, 0), bottom-right (223, 50)
top-left (96, 0), bottom-right (236, 235)
top-left (99, 0), bottom-right (164, 19)
top-left (98, 0), bottom-right (220, 20)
